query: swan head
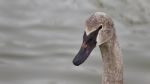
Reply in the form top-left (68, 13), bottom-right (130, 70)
top-left (73, 12), bottom-right (115, 66)
top-left (85, 12), bottom-right (114, 45)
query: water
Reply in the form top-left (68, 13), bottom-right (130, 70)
top-left (0, 0), bottom-right (150, 84)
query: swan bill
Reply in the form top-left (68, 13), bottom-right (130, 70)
top-left (73, 40), bottom-right (96, 66)
top-left (73, 27), bottom-right (101, 66)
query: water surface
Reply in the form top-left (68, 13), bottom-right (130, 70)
top-left (0, 0), bottom-right (150, 84)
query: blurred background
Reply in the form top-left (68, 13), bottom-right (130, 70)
top-left (0, 0), bottom-right (150, 84)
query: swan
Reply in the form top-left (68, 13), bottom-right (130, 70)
top-left (73, 12), bottom-right (123, 84)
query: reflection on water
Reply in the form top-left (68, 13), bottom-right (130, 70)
top-left (0, 0), bottom-right (150, 84)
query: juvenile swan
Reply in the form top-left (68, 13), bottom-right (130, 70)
top-left (73, 12), bottom-right (123, 84)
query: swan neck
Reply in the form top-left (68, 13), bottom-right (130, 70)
top-left (99, 36), bottom-right (123, 84)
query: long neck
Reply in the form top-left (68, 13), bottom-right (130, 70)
top-left (99, 34), bottom-right (123, 84)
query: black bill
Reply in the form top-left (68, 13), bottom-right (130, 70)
top-left (73, 26), bottom-right (102, 66)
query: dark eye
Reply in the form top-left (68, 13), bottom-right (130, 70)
top-left (98, 25), bottom-right (102, 30)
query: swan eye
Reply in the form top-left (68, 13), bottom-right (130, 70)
top-left (98, 25), bottom-right (102, 30)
